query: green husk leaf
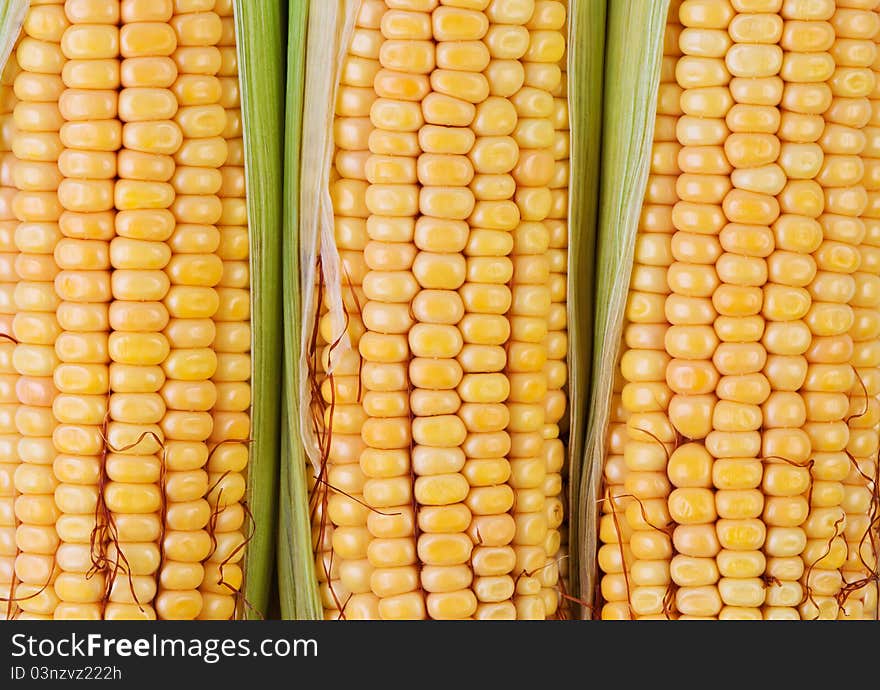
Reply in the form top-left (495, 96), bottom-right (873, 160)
top-left (281, 0), bottom-right (359, 619)
top-left (577, 0), bottom-right (671, 616)
top-left (0, 0), bottom-right (27, 73)
top-left (565, 0), bottom-right (607, 607)
top-left (278, 0), bottom-right (322, 621)
top-left (234, 0), bottom-right (286, 620)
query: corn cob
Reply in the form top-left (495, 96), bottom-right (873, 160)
top-left (12, 0), bottom-right (67, 620)
top-left (0, 51), bottom-right (19, 620)
top-left (306, 0), bottom-right (574, 621)
top-left (0, 0), bottom-right (269, 621)
top-left (594, 0), bottom-right (880, 623)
